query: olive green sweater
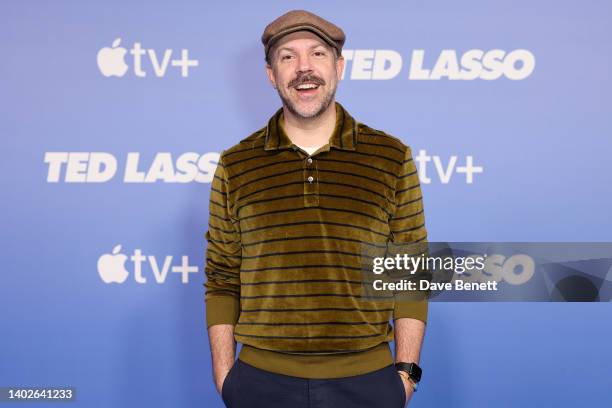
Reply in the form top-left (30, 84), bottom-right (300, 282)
top-left (204, 102), bottom-right (428, 378)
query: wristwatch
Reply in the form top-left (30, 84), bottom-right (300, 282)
top-left (395, 362), bottom-right (422, 384)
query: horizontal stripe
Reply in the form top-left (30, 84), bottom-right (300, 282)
top-left (251, 347), bottom-right (382, 353)
top-left (234, 332), bottom-right (383, 340)
top-left (240, 206), bottom-right (388, 225)
top-left (224, 152), bottom-right (276, 168)
top-left (241, 278), bottom-right (365, 286)
top-left (398, 170), bottom-right (418, 179)
top-left (240, 293), bottom-right (394, 299)
top-left (222, 142), bottom-right (265, 158)
top-left (228, 158), bottom-right (302, 181)
top-left (317, 157), bottom-right (398, 178)
top-left (391, 223), bottom-right (426, 234)
top-left (318, 168), bottom-right (395, 190)
top-left (241, 235), bottom-right (387, 248)
top-left (210, 186), bottom-right (227, 196)
top-left (395, 196), bottom-right (422, 209)
top-left (238, 179), bottom-right (391, 203)
top-left (231, 162), bottom-right (398, 191)
top-left (236, 320), bottom-right (389, 326)
top-left (240, 220), bottom-right (388, 237)
top-left (240, 307), bottom-right (394, 313)
top-left (396, 184), bottom-right (421, 194)
top-left (207, 237), bottom-right (239, 245)
top-left (207, 248), bottom-right (241, 259)
top-left (205, 269), bottom-right (238, 280)
top-left (205, 289), bottom-right (239, 296)
top-left (206, 259), bottom-right (239, 271)
top-left (230, 167), bottom-right (302, 194)
top-left (334, 150), bottom-right (402, 166)
top-left (207, 224), bottom-right (235, 234)
top-left (357, 139), bottom-right (405, 154)
top-left (237, 193), bottom-right (392, 217)
top-left (240, 249), bottom-right (371, 260)
top-left (239, 264), bottom-right (364, 273)
top-left (391, 209), bottom-right (424, 221)
top-left (208, 199), bottom-right (225, 208)
top-left (209, 213), bottom-right (232, 222)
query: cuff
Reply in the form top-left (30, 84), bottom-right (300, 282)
top-left (393, 299), bottom-right (428, 324)
top-left (205, 296), bottom-right (240, 328)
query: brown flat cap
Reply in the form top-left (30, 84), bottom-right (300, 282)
top-left (262, 10), bottom-right (345, 62)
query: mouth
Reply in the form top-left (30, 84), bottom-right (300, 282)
top-left (293, 82), bottom-right (321, 97)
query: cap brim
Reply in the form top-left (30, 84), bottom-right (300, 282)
top-left (266, 25), bottom-right (339, 55)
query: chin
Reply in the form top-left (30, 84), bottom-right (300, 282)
top-left (296, 107), bottom-right (322, 118)
top-left (292, 99), bottom-right (332, 118)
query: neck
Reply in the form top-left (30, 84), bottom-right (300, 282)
top-left (281, 101), bottom-right (337, 147)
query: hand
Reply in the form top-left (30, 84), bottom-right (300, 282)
top-left (397, 371), bottom-right (415, 406)
top-left (215, 368), bottom-right (231, 395)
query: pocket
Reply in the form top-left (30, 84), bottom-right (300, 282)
top-left (392, 370), bottom-right (407, 406)
top-left (221, 361), bottom-right (237, 402)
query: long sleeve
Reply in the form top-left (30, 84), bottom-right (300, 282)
top-left (389, 146), bottom-right (429, 323)
top-left (204, 154), bottom-right (242, 328)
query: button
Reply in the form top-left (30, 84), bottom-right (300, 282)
top-left (307, 157), bottom-right (313, 164)
top-left (307, 176), bottom-right (314, 183)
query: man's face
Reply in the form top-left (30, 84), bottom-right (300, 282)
top-left (265, 31), bottom-right (345, 119)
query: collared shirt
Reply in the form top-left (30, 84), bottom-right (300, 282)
top-left (204, 101), bottom-right (428, 378)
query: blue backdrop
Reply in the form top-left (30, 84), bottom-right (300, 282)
top-left (1, 1), bottom-right (611, 407)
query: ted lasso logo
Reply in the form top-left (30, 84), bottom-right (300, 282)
top-left (96, 38), bottom-right (199, 78)
top-left (342, 49), bottom-right (535, 80)
top-left (44, 152), bottom-right (219, 183)
top-left (97, 244), bottom-right (199, 284)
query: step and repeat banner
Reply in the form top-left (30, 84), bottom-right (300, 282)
top-left (1, 1), bottom-right (611, 407)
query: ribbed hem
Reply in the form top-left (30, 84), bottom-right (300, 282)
top-left (393, 300), bottom-right (428, 323)
top-left (238, 342), bottom-right (393, 379)
top-left (205, 296), bottom-right (240, 328)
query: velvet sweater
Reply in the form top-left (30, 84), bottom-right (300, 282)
top-left (204, 102), bottom-right (428, 378)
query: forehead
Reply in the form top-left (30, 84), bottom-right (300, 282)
top-left (273, 30), bottom-right (330, 52)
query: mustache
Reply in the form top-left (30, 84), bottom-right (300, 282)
top-left (288, 74), bottom-right (326, 88)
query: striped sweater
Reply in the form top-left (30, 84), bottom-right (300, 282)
top-left (204, 102), bottom-right (428, 378)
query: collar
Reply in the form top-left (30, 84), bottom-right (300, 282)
top-left (264, 101), bottom-right (358, 151)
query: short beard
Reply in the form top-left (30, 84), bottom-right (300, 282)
top-left (277, 81), bottom-right (337, 120)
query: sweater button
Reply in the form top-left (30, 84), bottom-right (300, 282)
top-left (307, 157), bottom-right (313, 164)
top-left (307, 176), bottom-right (314, 183)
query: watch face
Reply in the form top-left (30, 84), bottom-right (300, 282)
top-left (409, 364), bottom-right (422, 382)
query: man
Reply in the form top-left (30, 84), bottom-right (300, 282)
top-left (205, 9), bottom-right (428, 408)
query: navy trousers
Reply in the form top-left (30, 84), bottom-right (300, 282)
top-left (221, 359), bottom-right (407, 408)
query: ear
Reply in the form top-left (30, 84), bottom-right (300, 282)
top-left (335, 55), bottom-right (345, 81)
top-left (265, 64), bottom-right (277, 89)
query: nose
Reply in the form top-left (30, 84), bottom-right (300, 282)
top-left (296, 52), bottom-right (313, 75)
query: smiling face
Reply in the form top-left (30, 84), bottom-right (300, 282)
top-left (265, 31), bottom-right (345, 120)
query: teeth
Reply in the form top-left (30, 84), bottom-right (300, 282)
top-left (296, 83), bottom-right (318, 90)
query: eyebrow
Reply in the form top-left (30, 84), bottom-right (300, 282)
top-left (276, 43), bottom-right (329, 54)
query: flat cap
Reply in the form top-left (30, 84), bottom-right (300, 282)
top-left (261, 10), bottom-right (345, 62)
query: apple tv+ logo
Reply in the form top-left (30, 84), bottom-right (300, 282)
top-left (97, 244), bottom-right (199, 284)
top-left (96, 38), bottom-right (199, 78)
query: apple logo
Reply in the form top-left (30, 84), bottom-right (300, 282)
top-left (97, 38), bottom-right (129, 77)
top-left (98, 244), bottom-right (129, 283)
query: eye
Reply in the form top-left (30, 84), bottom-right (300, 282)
top-left (313, 51), bottom-right (326, 57)
top-left (280, 54), bottom-right (293, 61)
